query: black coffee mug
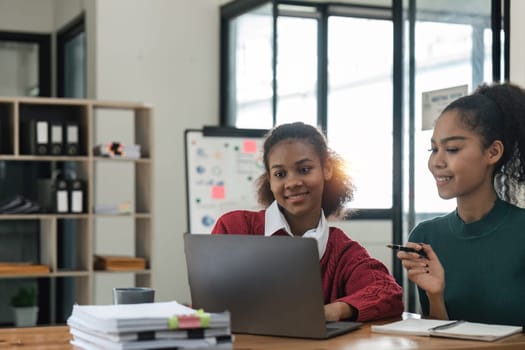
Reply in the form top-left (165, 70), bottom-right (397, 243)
top-left (112, 287), bottom-right (155, 304)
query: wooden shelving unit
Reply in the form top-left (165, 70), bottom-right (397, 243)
top-left (0, 96), bottom-right (153, 324)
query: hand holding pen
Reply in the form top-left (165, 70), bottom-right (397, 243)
top-left (393, 242), bottom-right (446, 297)
top-left (387, 244), bottom-right (428, 258)
top-left (394, 242), bottom-right (448, 320)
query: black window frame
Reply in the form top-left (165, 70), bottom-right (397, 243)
top-left (56, 13), bottom-right (86, 98)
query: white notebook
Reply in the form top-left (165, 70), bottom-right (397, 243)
top-left (371, 318), bottom-right (523, 342)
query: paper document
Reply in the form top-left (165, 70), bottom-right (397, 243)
top-left (68, 301), bottom-right (229, 333)
top-left (372, 318), bottom-right (453, 336)
top-left (67, 300), bottom-right (233, 349)
top-left (372, 318), bottom-right (522, 342)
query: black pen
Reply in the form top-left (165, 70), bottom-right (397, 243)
top-left (429, 320), bottom-right (465, 331)
top-left (387, 244), bottom-right (428, 258)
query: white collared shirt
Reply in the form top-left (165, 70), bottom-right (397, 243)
top-left (264, 200), bottom-right (329, 260)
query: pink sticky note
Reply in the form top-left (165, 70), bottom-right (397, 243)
top-left (211, 185), bottom-right (225, 199)
top-left (243, 140), bottom-right (257, 154)
top-left (177, 315), bottom-right (202, 329)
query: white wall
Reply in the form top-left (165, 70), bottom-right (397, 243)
top-left (510, 0), bottom-right (525, 86)
top-left (0, 0), bottom-right (54, 32)
top-left (52, 0), bottom-right (84, 29)
top-left (90, 0), bottom-right (220, 303)
top-left (334, 220), bottom-right (393, 272)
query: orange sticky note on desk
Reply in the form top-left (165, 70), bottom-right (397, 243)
top-left (243, 140), bottom-right (257, 154)
top-left (211, 185), bottom-right (225, 199)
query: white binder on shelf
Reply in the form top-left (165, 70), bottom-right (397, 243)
top-left (50, 122), bottom-right (64, 155)
top-left (65, 123), bottom-right (79, 155)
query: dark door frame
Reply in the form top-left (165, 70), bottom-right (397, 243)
top-left (56, 14), bottom-right (86, 98)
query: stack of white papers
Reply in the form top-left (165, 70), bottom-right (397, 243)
top-left (67, 301), bottom-right (232, 349)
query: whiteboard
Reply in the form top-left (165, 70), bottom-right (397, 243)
top-left (185, 127), bottom-right (267, 233)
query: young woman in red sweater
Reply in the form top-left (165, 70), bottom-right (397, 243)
top-left (212, 122), bottom-right (403, 322)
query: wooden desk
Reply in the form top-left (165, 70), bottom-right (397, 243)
top-left (233, 323), bottom-right (525, 350)
top-left (0, 326), bottom-right (71, 349)
top-left (1, 323), bottom-right (524, 350)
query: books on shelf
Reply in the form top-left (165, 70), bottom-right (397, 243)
top-left (94, 142), bottom-right (141, 159)
top-left (94, 201), bottom-right (133, 215)
top-left (371, 318), bottom-right (523, 342)
top-left (0, 262), bottom-right (50, 275)
top-left (67, 301), bottom-right (232, 349)
top-left (94, 255), bottom-right (146, 271)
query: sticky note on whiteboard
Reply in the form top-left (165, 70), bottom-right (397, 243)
top-left (211, 185), bottom-right (225, 199)
top-left (243, 140), bottom-right (257, 154)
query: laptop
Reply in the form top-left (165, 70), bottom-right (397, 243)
top-left (183, 233), bottom-right (362, 339)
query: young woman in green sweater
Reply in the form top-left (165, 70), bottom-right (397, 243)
top-left (397, 82), bottom-right (525, 326)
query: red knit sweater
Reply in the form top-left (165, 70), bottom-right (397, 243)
top-left (211, 210), bottom-right (404, 322)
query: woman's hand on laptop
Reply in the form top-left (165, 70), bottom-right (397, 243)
top-left (324, 302), bottom-right (355, 321)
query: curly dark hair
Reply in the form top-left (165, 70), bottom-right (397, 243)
top-left (442, 81), bottom-right (525, 204)
top-left (255, 122), bottom-right (355, 218)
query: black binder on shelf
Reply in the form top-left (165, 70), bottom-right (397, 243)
top-left (65, 123), bottom-right (79, 155)
top-left (49, 122), bottom-right (64, 155)
top-left (55, 178), bottom-right (69, 213)
top-left (38, 178), bottom-right (69, 213)
top-left (55, 179), bottom-right (69, 213)
top-left (22, 120), bottom-right (49, 155)
top-left (0, 118), bottom-right (3, 154)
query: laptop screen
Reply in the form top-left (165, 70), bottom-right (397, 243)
top-left (184, 233), bottom-right (360, 338)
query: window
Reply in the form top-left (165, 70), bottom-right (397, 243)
top-left (276, 9), bottom-right (318, 127)
top-left (221, 0), bottom-right (506, 212)
top-left (410, 0), bottom-right (501, 221)
top-left (220, 0), bottom-right (508, 289)
top-left (221, 2), bottom-right (274, 128)
top-left (221, 2), bottom-right (396, 212)
top-left (327, 15), bottom-right (393, 209)
top-left (403, 0), bottom-right (506, 312)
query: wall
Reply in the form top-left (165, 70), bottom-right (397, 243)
top-left (53, 0), bottom-right (83, 29)
top-left (510, 0), bottom-right (525, 86)
top-left (335, 220), bottom-right (393, 272)
top-left (90, 0), bottom-right (221, 303)
top-left (0, 0), bottom-right (54, 32)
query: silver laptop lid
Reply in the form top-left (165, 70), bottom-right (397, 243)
top-left (184, 233), bottom-right (330, 338)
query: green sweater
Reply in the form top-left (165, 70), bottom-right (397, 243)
top-left (409, 198), bottom-right (525, 326)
